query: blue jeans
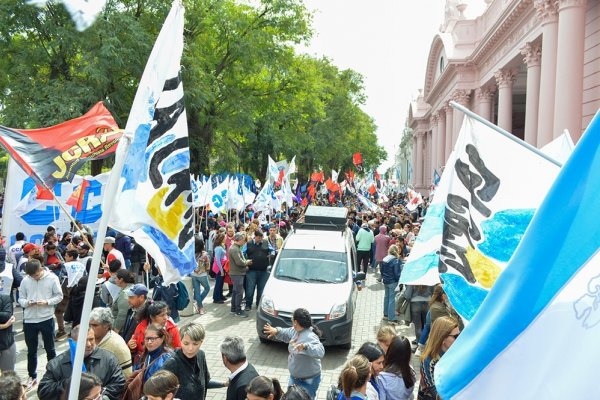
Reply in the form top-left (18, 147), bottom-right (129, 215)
top-left (384, 282), bottom-right (398, 321)
top-left (23, 318), bottom-right (56, 379)
top-left (245, 269), bottom-right (269, 308)
top-left (411, 301), bottom-right (429, 342)
top-left (419, 311), bottom-right (432, 346)
top-left (191, 275), bottom-right (210, 308)
top-left (213, 273), bottom-right (225, 302)
top-left (289, 373), bottom-right (321, 399)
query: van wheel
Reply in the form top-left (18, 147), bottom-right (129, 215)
top-left (259, 336), bottom-right (270, 344)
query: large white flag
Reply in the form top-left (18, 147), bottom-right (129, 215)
top-left (403, 115), bottom-right (561, 320)
top-left (210, 177), bottom-right (229, 215)
top-left (436, 111), bottom-right (600, 400)
top-left (108, 1), bottom-right (194, 284)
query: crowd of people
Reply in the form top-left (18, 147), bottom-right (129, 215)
top-left (0, 191), bottom-right (465, 399)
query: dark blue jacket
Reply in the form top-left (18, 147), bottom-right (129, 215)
top-left (380, 255), bottom-right (402, 284)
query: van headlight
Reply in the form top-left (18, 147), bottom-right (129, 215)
top-left (328, 303), bottom-right (347, 320)
top-left (260, 296), bottom-right (277, 316)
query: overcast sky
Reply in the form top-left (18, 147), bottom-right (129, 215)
top-left (297, 0), bottom-right (486, 171)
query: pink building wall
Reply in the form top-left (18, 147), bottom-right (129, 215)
top-left (408, 0), bottom-right (600, 193)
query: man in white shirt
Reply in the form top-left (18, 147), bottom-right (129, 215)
top-left (7, 232), bottom-right (26, 266)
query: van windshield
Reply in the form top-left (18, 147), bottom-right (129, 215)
top-left (274, 249), bottom-right (348, 284)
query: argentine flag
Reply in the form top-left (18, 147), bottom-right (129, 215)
top-left (435, 110), bottom-right (600, 399)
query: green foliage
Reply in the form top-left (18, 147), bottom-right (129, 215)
top-left (0, 0), bottom-right (386, 182)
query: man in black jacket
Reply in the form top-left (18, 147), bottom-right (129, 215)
top-left (220, 336), bottom-right (259, 400)
top-left (244, 230), bottom-right (272, 311)
top-left (38, 325), bottom-right (125, 400)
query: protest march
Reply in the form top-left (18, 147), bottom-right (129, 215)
top-left (0, 1), bottom-right (598, 400)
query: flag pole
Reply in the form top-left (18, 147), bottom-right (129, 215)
top-left (449, 101), bottom-right (562, 167)
top-left (68, 132), bottom-right (132, 400)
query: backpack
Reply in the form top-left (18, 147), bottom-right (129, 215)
top-left (121, 354), bottom-right (163, 400)
top-left (175, 281), bottom-right (190, 310)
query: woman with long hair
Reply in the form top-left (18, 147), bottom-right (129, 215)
top-left (264, 308), bottom-right (325, 399)
top-left (246, 376), bottom-right (284, 400)
top-left (356, 342), bottom-right (385, 400)
top-left (60, 372), bottom-right (103, 400)
top-left (376, 336), bottom-right (415, 400)
top-left (143, 370), bottom-right (180, 400)
top-left (380, 245), bottom-right (403, 324)
top-left (417, 284), bottom-right (464, 352)
top-left (417, 316), bottom-right (460, 400)
top-left (129, 301), bottom-right (181, 355)
top-left (337, 355), bottom-right (371, 399)
top-left (133, 325), bottom-right (173, 383)
top-left (211, 233), bottom-right (227, 304)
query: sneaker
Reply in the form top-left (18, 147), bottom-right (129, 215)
top-left (382, 316), bottom-right (389, 321)
top-left (213, 300), bottom-right (225, 304)
top-left (26, 377), bottom-right (38, 392)
top-left (55, 331), bottom-right (68, 341)
top-left (230, 309), bottom-right (236, 314)
top-left (236, 311), bottom-right (249, 318)
top-left (198, 307), bottom-right (206, 315)
top-left (245, 305), bottom-right (252, 311)
top-left (388, 320), bottom-right (400, 325)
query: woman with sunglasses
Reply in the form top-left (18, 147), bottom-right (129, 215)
top-left (59, 372), bottom-right (104, 400)
top-left (376, 336), bottom-right (415, 400)
top-left (336, 355), bottom-right (372, 399)
top-left (133, 325), bottom-right (173, 383)
top-left (417, 316), bottom-right (460, 400)
top-left (142, 370), bottom-right (180, 400)
top-left (129, 301), bottom-right (181, 356)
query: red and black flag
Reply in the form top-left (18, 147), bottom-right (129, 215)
top-left (0, 102), bottom-right (121, 188)
top-left (352, 152), bottom-right (363, 172)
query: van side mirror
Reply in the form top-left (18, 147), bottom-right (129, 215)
top-left (354, 272), bottom-right (366, 281)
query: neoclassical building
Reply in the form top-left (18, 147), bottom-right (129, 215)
top-left (409, 0), bottom-right (600, 192)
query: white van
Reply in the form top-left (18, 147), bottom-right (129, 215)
top-left (256, 206), bottom-right (366, 348)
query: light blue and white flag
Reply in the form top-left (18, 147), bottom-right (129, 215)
top-left (210, 177), bottom-right (229, 215)
top-left (108, 1), bottom-right (194, 284)
top-left (402, 115), bottom-right (560, 320)
top-left (436, 110), bottom-right (600, 400)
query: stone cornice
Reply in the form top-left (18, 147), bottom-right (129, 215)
top-left (521, 42), bottom-right (542, 67)
top-left (471, 0), bottom-right (534, 66)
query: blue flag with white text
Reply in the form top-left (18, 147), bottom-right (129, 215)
top-left (435, 111), bottom-right (600, 399)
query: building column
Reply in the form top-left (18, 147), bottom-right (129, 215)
top-left (444, 104), bottom-right (454, 160)
top-left (494, 68), bottom-right (518, 132)
top-left (414, 131), bottom-right (425, 189)
top-left (534, 0), bottom-right (559, 147)
top-left (437, 110), bottom-right (447, 168)
top-left (475, 87), bottom-right (495, 121)
top-left (452, 89), bottom-right (472, 146)
top-left (521, 42), bottom-right (542, 146)
top-left (424, 131), bottom-right (432, 188)
top-left (411, 138), bottom-right (417, 186)
top-left (430, 115), bottom-right (439, 174)
top-left (553, 0), bottom-right (587, 142)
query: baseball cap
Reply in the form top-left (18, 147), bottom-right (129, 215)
top-left (125, 284), bottom-right (148, 297)
top-left (22, 243), bottom-right (37, 254)
top-left (104, 237), bottom-right (116, 244)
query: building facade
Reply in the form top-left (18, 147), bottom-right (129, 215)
top-left (409, 0), bottom-right (600, 192)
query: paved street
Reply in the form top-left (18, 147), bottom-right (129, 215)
top-left (17, 272), bottom-right (420, 399)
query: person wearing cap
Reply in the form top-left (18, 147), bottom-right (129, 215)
top-left (103, 236), bottom-right (126, 273)
top-left (120, 283), bottom-right (149, 344)
top-left (244, 230), bottom-right (273, 312)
